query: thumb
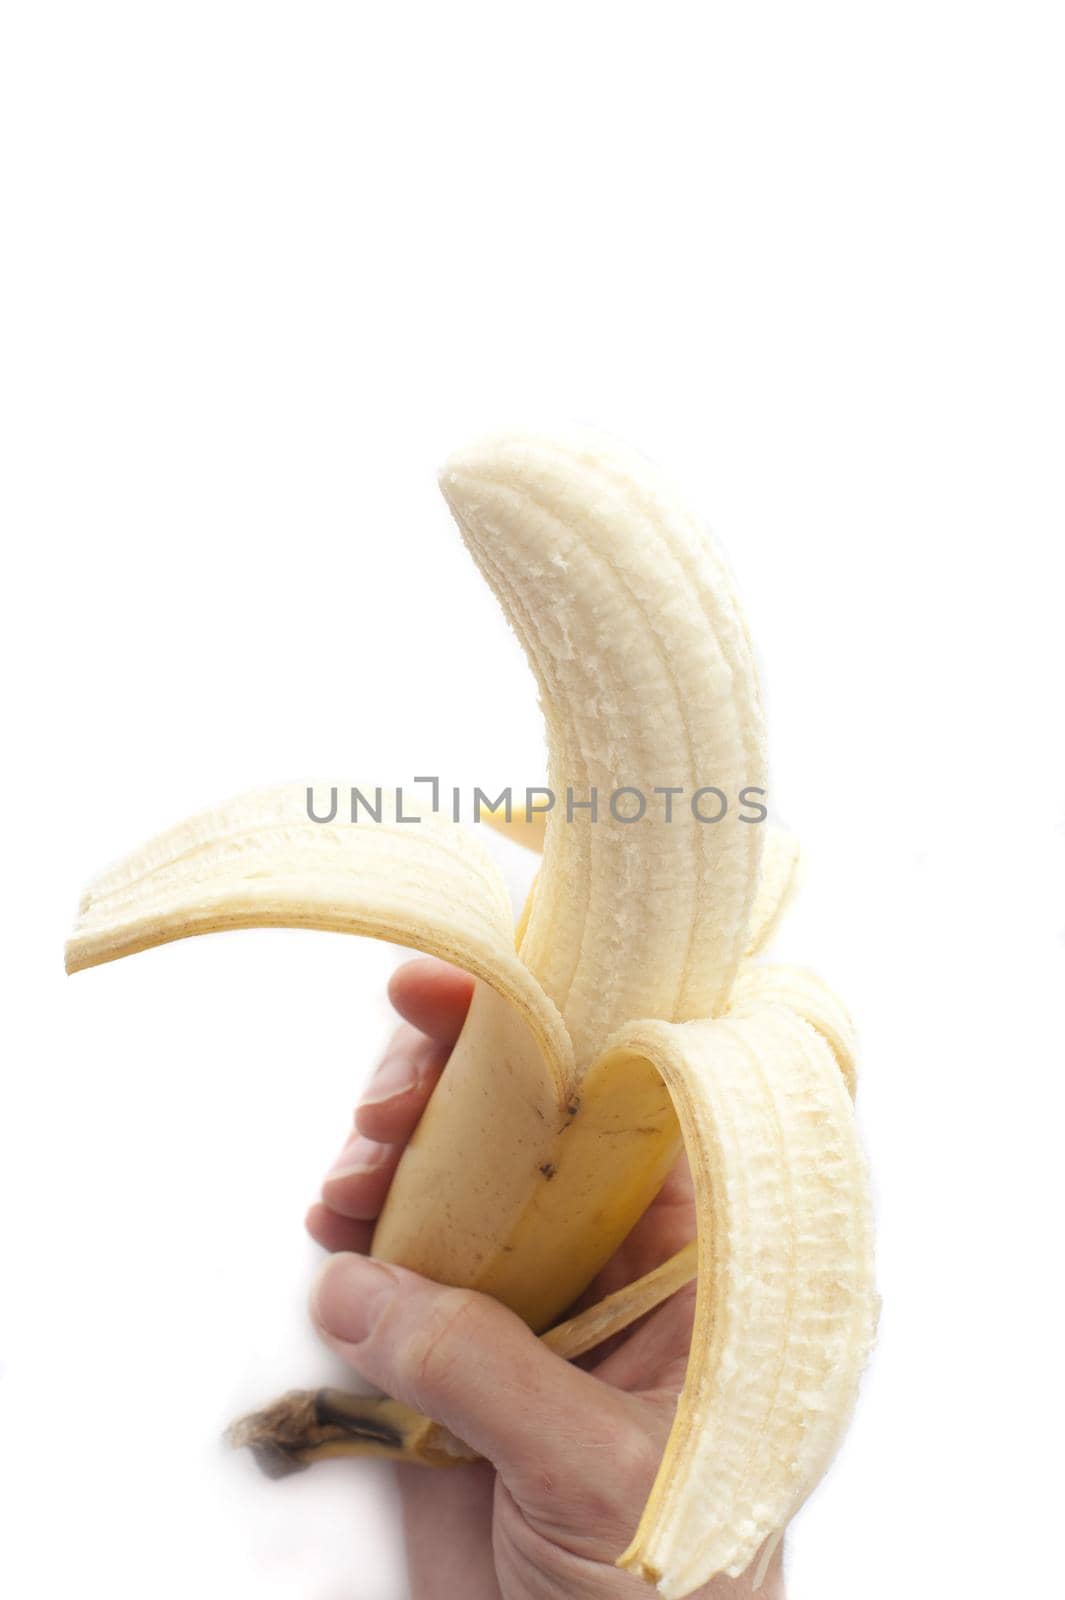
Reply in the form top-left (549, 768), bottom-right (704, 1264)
top-left (312, 1253), bottom-right (660, 1547)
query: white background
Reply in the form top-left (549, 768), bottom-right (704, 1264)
top-left (2, 4), bottom-right (1063, 1597)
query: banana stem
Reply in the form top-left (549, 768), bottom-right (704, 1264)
top-left (227, 1388), bottom-right (475, 1474)
top-left (229, 1241), bottom-right (697, 1476)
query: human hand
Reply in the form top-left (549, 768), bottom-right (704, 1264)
top-left (306, 958), bottom-right (784, 1600)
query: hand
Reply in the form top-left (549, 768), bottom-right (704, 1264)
top-left (306, 959), bottom-right (784, 1600)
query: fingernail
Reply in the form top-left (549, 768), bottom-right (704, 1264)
top-left (326, 1135), bottom-right (390, 1181)
top-left (360, 1053), bottom-right (418, 1108)
top-left (314, 1254), bottom-right (396, 1342)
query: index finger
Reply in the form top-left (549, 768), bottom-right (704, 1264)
top-left (387, 958), bottom-right (475, 1045)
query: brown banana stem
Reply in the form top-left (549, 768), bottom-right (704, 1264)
top-left (226, 1388), bottom-right (476, 1475)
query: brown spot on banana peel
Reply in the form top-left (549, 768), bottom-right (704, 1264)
top-left (372, 986), bottom-right (681, 1330)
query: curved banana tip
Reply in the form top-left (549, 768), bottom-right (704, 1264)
top-left (436, 430), bottom-right (534, 515)
top-left (436, 427), bottom-right (660, 583)
top-left (438, 426), bottom-right (544, 471)
top-left (437, 425), bottom-right (628, 507)
top-left (437, 432), bottom-right (563, 569)
top-left (65, 938), bottom-right (108, 975)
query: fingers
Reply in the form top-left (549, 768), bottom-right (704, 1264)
top-left (312, 1254), bottom-right (663, 1560)
top-left (387, 958), bottom-right (474, 1044)
top-left (317, 1023), bottom-right (449, 1220)
top-left (354, 1024), bottom-right (450, 1144)
top-left (304, 1202), bottom-right (374, 1255)
top-left (306, 961), bottom-right (472, 1252)
top-left (320, 1130), bottom-right (404, 1219)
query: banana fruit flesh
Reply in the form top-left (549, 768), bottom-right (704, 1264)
top-left (67, 431), bottom-right (876, 1597)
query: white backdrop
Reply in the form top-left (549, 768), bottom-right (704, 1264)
top-left (2, 4), bottom-right (1063, 1597)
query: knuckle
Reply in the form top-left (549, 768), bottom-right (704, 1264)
top-left (401, 1287), bottom-right (486, 1413)
top-left (568, 1417), bottom-right (660, 1528)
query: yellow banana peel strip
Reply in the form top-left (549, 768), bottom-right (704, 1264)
top-left (67, 783), bottom-right (573, 1099)
top-left (728, 961), bottom-right (858, 1097)
top-left (602, 1008), bottom-right (877, 1596)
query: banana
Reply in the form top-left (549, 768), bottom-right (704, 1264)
top-left (67, 431), bottom-right (876, 1597)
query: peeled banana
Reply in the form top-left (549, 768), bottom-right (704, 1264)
top-left (67, 431), bottom-right (876, 1597)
